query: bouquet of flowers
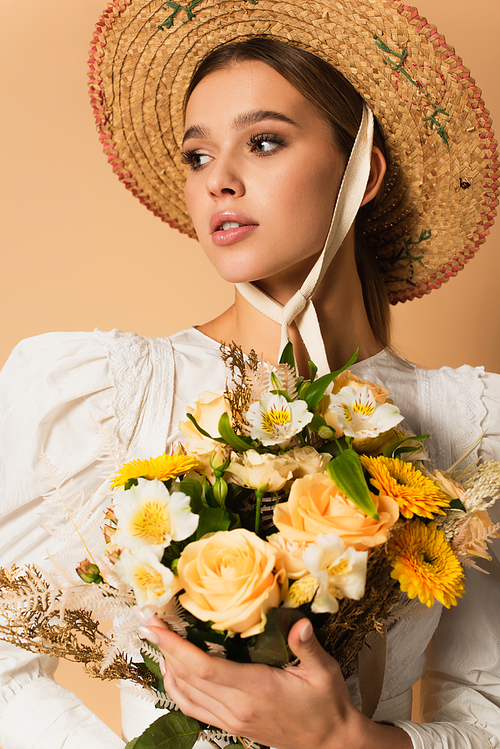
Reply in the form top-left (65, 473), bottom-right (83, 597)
top-left (1, 343), bottom-right (499, 749)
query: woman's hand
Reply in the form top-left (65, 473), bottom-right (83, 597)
top-left (140, 616), bottom-right (412, 749)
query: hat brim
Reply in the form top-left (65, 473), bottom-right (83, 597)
top-left (88, 0), bottom-right (499, 303)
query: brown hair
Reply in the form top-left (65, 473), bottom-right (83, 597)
top-left (184, 37), bottom-right (391, 348)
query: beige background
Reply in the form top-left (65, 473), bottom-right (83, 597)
top-left (0, 0), bottom-right (499, 739)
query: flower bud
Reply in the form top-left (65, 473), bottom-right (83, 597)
top-left (103, 524), bottom-right (118, 545)
top-left (318, 426), bottom-right (336, 439)
top-left (210, 447), bottom-right (231, 478)
top-left (76, 558), bottom-right (103, 584)
top-left (104, 507), bottom-right (118, 524)
top-left (105, 546), bottom-right (122, 564)
top-left (213, 477), bottom-right (228, 506)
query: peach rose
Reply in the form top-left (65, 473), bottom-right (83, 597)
top-left (333, 370), bottom-right (391, 404)
top-left (178, 391), bottom-right (231, 454)
top-left (226, 449), bottom-right (295, 492)
top-left (432, 470), bottom-right (465, 499)
top-left (273, 473), bottom-right (399, 551)
top-left (288, 446), bottom-right (331, 478)
top-left (177, 529), bottom-right (287, 637)
top-left (267, 533), bottom-right (310, 579)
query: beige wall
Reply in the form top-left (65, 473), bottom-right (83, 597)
top-left (1, 0), bottom-right (499, 738)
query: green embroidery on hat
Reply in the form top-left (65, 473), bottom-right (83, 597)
top-left (373, 34), bottom-right (451, 151)
top-left (158, 0), bottom-right (203, 30)
top-left (389, 229), bottom-right (431, 268)
top-left (373, 34), bottom-right (423, 90)
top-left (423, 103), bottom-right (450, 151)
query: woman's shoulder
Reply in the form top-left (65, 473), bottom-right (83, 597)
top-left (356, 349), bottom-right (500, 467)
top-left (0, 329), bottom-right (182, 474)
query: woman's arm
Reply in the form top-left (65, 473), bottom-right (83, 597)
top-left (0, 329), bottom-right (173, 748)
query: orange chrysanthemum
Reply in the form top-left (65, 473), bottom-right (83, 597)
top-left (110, 454), bottom-right (199, 489)
top-left (361, 455), bottom-right (451, 519)
top-left (389, 521), bottom-right (464, 608)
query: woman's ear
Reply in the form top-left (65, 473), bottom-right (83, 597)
top-left (361, 146), bottom-right (387, 206)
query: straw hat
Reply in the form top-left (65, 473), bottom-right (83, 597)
top-left (88, 0), bottom-right (498, 304)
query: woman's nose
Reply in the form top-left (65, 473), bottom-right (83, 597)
top-left (205, 156), bottom-right (245, 200)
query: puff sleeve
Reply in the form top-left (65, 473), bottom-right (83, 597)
top-left (0, 329), bottom-right (175, 748)
top-left (394, 369), bottom-right (500, 749)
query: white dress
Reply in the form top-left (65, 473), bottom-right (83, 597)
top-left (0, 327), bottom-right (499, 749)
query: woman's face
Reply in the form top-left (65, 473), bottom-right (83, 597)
top-left (183, 60), bottom-right (345, 288)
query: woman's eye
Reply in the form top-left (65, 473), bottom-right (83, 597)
top-left (249, 133), bottom-right (284, 155)
top-left (181, 150), bottom-right (211, 170)
top-left (254, 140), bottom-right (276, 153)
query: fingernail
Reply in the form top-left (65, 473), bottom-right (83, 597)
top-left (299, 620), bottom-right (313, 643)
top-left (160, 658), bottom-right (167, 676)
top-left (133, 606), bottom-right (149, 626)
top-left (138, 625), bottom-right (160, 644)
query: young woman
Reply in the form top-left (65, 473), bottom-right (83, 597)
top-left (0, 2), bottom-right (499, 748)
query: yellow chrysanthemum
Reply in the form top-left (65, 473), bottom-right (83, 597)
top-left (111, 454), bottom-right (199, 489)
top-left (389, 521), bottom-right (464, 608)
top-left (361, 455), bottom-right (451, 519)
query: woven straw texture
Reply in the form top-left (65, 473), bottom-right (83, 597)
top-left (88, 0), bottom-right (499, 303)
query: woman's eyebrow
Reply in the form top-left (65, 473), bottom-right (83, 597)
top-left (182, 109), bottom-right (297, 145)
top-left (231, 109), bottom-right (298, 129)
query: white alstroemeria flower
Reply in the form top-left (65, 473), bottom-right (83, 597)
top-left (114, 547), bottom-right (178, 619)
top-left (246, 393), bottom-right (313, 446)
top-left (326, 385), bottom-right (403, 439)
top-left (303, 533), bottom-right (368, 614)
top-left (113, 478), bottom-right (198, 555)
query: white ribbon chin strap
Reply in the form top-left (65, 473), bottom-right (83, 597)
top-left (236, 104), bottom-right (374, 376)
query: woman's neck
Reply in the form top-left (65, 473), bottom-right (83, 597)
top-left (197, 237), bottom-right (382, 376)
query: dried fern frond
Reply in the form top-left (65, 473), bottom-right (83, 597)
top-left (38, 447), bottom-right (106, 570)
top-left (452, 512), bottom-right (500, 572)
top-left (0, 565), bottom-right (153, 689)
top-left (91, 414), bottom-right (131, 480)
top-left (461, 461), bottom-right (500, 512)
top-left (246, 362), bottom-right (297, 401)
top-left (220, 341), bottom-right (258, 432)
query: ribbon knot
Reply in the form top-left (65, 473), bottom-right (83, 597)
top-left (236, 105), bottom-right (374, 376)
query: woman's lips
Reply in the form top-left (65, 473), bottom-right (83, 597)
top-left (211, 223), bottom-right (258, 246)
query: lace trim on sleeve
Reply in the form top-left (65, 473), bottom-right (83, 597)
top-left (95, 329), bottom-right (174, 452)
top-left (416, 365), bottom-right (487, 471)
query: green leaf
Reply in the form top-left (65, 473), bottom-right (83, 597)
top-left (308, 360), bottom-right (318, 382)
top-left (125, 738), bottom-right (140, 749)
top-left (382, 433), bottom-right (429, 459)
top-left (450, 497), bottom-right (466, 511)
top-left (298, 381), bottom-right (311, 401)
top-left (270, 388), bottom-right (293, 402)
top-left (196, 507), bottom-right (231, 539)
top-left (185, 413), bottom-right (224, 443)
top-left (178, 479), bottom-right (207, 513)
top-left (129, 712), bottom-right (200, 749)
top-left (319, 435), bottom-right (350, 458)
top-left (303, 349), bottom-right (359, 411)
top-left (279, 341), bottom-right (296, 371)
top-left (140, 647), bottom-right (166, 693)
top-left (248, 608), bottom-right (305, 667)
top-left (218, 412), bottom-right (258, 452)
top-left (326, 449), bottom-right (379, 520)
top-left (124, 477), bottom-right (139, 491)
top-left (141, 648), bottom-right (163, 680)
top-left (303, 372), bottom-right (337, 410)
top-left (308, 413), bottom-right (327, 432)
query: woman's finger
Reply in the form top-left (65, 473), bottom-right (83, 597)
top-left (144, 619), bottom-right (256, 688)
top-left (287, 618), bottom-right (342, 684)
